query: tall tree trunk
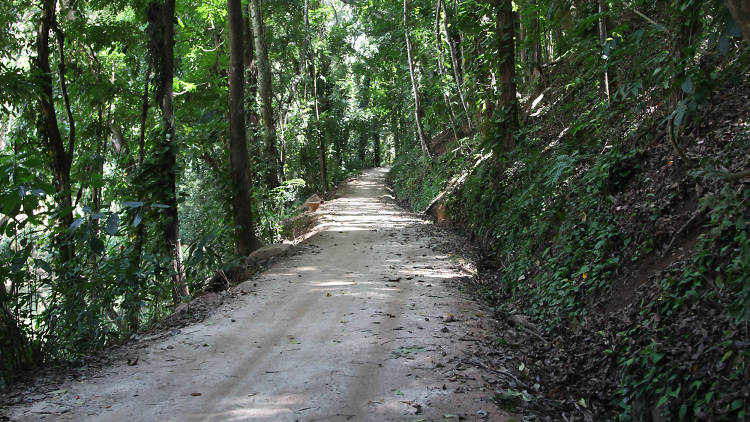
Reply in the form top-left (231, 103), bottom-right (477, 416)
top-left (373, 126), bottom-right (381, 167)
top-left (148, 0), bottom-right (188, 303)
top-left (435, 0), bottom-right (459, 142)
top-left (278, 107), bottom-right (287, 177)
top-left (228, 0), bottom-right (262, 257)
top-left (494, 0), bottom-right (518, 152)
top-left (36, 0), bottom-right (75, 267)
top-left (404, 0), bottom-right (431, 158)
top-left (138, 61), bottom-right (151, 166)
top-left (441, 0), bottom-right (472, 131)
top-left (597, 0), bottom-right (610, 103)
top-left (243, 1), bottom-right (261, 160)
top-left (303, 0), bottom-right (328, 191)
top-left (248, 0), bottom-right (280, 189)
top-left (359, 76), bottom-right (370, 166)
top-left (36, 0), bottom-right (83, 337)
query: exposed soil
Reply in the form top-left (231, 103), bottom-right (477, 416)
top-left (1, 168), bottom-right (514, 422)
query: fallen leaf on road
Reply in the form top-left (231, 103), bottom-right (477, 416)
top-left (190, 393), bottom-right (201, 397)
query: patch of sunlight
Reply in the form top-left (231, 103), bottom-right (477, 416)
top-left (312, 281), bottom-right (358, 287)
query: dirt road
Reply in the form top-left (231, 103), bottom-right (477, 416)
top-left (7, 168), bottom-right (509, 421)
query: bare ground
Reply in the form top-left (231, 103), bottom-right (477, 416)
top-left (3, 168), bottom-right (512, 422)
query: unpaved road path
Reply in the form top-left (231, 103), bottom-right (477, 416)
top-left (6, 168), bottom-right (510, 422)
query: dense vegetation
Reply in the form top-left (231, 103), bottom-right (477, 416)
top-left (1, 0), bottom-right (749, 419)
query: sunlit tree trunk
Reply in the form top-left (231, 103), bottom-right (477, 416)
top-left (494, 0), bottom-right (518, 152)
top-left (228, 0), bottom-right (262, 257)
top-left (248, 0), bottom-right (281, 189)
top-left (404, 0), bottom-right (431, 158)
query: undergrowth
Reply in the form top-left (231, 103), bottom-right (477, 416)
top-left (389, 11), bottom-right (750, 417)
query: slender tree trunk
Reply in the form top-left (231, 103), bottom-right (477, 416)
top-left (373, 126), bottom-right (381, 167)
top-left (138, 61), bottom-right (151, 166)
top-left (278, 107), bottom-right (287, 178)
top-left (435, 0), bottom-right (459, 142)
top-left (248, 0), bottom-right (280, 188)
top-left (404, 0), bottom-right (431, 158)
top-left (597, 0), bottom-right (610, 103)
top-left (494, 0), bottom-right (518, 152)
top-left (243, 1), bottom-right (261, 163)
top-left (441, 0), bottom-right (472, 131)
top-left (311, 61), bottom-right (327, 191)
top-left (148, 0), bottom-right (188, 303)
top-left (359, 76), bottom-right (370, 166)
top-left (36, 0), bottom-right (75, 266)
top-left (303, 0), bottom-right (328, 191)
top-left (228, 0), bottom-right (262, 257)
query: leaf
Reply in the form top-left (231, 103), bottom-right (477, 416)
top-left (152, 203), bottom-right (170, 209)
top-left (11, 256), bottom-right (25, 273)
top-left (34, 258), bottom-right (52, 273)
top-left (122, 201), bottom-right (143, 208)
top-left (89, 237), bottom-right (105, 255)
top-left (680, 77), bottom-right (694, 94)
top-left (0, 193), bottom-right (22, 216)
top-left (105, 213), bottom-right (119, 236)
top-left (679, 403), bottom-right (687, 420)
top-left (673, 101), bottom-right (688, 130)
top-left (69, 217), bottom-right (84, 231)
top-left (133, 212), bottom-right (143, 228)
top-left (718, 34), bottom-right (729, 55)
top-left (656, 394), bottom-right (670, 408)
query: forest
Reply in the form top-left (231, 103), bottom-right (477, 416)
top-left (1, 0), bottom-right (750, 420)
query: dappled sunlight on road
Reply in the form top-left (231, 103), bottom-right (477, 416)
top-left (11, 168), bottom-right (504, 422)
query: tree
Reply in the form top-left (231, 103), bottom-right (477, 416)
top-left (494, 0), bottom-right (518, 152)
top-left (228, 0), bottom-right (262, 256)
top-left (303, 0), bottom-right (328, 191)
top-left (147, 0), bottom-right (189, 303)
top-left (403, 0), bottom-right (431, 158)
top-left (248, 0), bottom-right (281, 188)
top-left (35, 0), bottom-right (75, 266)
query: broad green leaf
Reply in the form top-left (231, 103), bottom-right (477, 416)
top-left (69, 218), bottom-right (84, 231)
top-left (105, 213), bottom-right (120, 236)
top-left (680, 77), bottom-right (693, 94)
top-left (34, 258), bottom-right (52, 273)
top-left (673, 101), bottom-right (687, 130)
top-left (718, 34), bottom-right (729, 55)
top-left (10, 256), bottom-right (25, 273)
